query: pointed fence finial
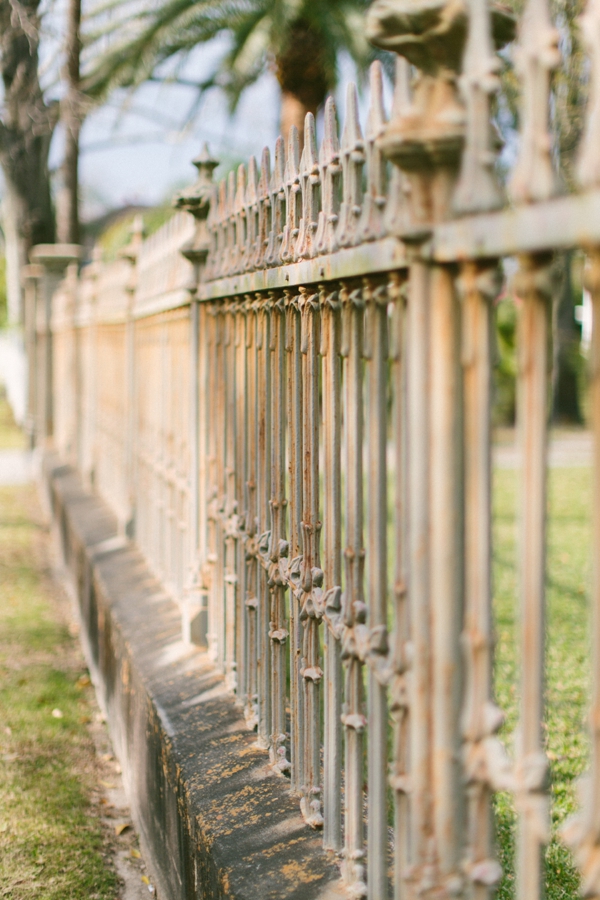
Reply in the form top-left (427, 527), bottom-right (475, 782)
top-left (281, 125), bottom-right (301, 262)
top-left (453, 0), bottom-right (512, 213)
top-left (255, 147), bottom-right (271, 270)
top-left (317, 96), bottom-right (341, 255)
top-left (297, 114), bottom-right (320, 259)
top-left (359, 61), bottom-right (388, 242)
top-left (508, 0), bottom-right (561, 202)
top-left (338, 83), bottom-right (365, 247)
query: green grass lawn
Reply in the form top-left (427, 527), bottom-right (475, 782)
top-left (0, 483), bottom-right (118, 899)
top-left (494, 466), bottom-right (591, 900)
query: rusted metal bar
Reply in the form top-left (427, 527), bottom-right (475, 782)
top-left (268, 291), bottom-right (289, 773)
top-left (340, 280), bottom-right (367, 897)
top-left (224, 302), bottom-right (238, 689)
top-left (234, 306), bottom-right (247, 696)
top-left (256, 296), bottom-right (272, 747)
top-left (459, 261), bottom-right (506, 900)
top-left (405, 260), bottom-right (431, 893)
top-left (321, 285), bottom-right (343, 852)
top-left (364, 277), bottom-right (390, 900)
top-left (513, 253), bottom-right (552, 900)
top-left (244, 299), bottom-right (259, 730)
top-left (299, 286), bottom-right (323, 828)
top-left (430, 262), bottom-right (464, 885)
top-left (285, 290), bottom-right (304, 792)
top-left (388, 271), bottom-right (409, 900)
top-left (205, 304), bottom-right (220, 663)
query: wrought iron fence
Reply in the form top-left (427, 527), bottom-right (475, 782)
top-left (29, 0), bottom-right (600, 896)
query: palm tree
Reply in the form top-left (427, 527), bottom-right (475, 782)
top-left (83, 0), bottom-right (376, 144)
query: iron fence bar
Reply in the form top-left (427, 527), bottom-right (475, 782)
top-left (234, 308), bottom-right (247, 699)
top-left (206, 305), bottom-right (220, 663)
top-left (340, 280), bottom-right (367, 897)
top-left (244, 299), bottom-right (259, 729)
top-left (459, 260), bottom-right (506, 900)
top-left (365, 276), bottom-right (391, 900)
top-left (405, 260), bottom-right (431, 894)
top-left (224, 302), bottom-right (238, 689)
top-left (389, 271), bottom-right (409, 900)
top-left (256, 296), bottom-right (272, 747)
top-left (514, 252), bottom-right (553, 900)
top-left (285, 290), bottom-right (305, 792)
top-left (321, 285), bottom-right (343, 853)
top-left (429, 264), bottom-right (464, 884)
top-left (268, 292), bottom-right (289, 773)
top-left (299, 286), bottom-right (323, 828)
top-left (216, 304), bottom-right (227, 672)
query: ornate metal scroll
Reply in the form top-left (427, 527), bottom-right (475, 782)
top-left (453, 0), bottom-right (507, 214)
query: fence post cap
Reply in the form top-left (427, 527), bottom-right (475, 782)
top-left (29, 243), bottom-right (83, 270)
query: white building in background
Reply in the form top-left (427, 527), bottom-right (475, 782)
top-left (0, 329), bottom-right (26, 425)
top-left (576, 289), bottom-right (593, 354)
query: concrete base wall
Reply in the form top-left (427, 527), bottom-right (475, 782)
top-left (45, 456), bottom-right (344, 900)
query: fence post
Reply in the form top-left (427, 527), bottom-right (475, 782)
top-left (28, 244), bottom-right (81, 448)
top-left (121, 216), bottom-right (145, 539)
top-left (175, 144), bottom-right (219, 644)
top-left (21, 263), bottom-right (44, 449)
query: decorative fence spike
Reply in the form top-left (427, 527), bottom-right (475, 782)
top-left (281, 126), bottom-right (301, 263)
top-left (256, 148), bottom-right (271, 271)
top-left (453, 0), bottom-right (507, 213)
top-left (385, 57), bottom-right (412, 236)
top-left (317, 97), bottom-right (341, 256)
top-left (508, 0), bottom-right (561, 202)
top-left (297, 114), bottom-right (320, 260)
top-left (359, 61), bottom-right (388, 241)
top-left (266, 137), bottom-right (285, 267)
top-left (338, 84), bottom-right (365, 248)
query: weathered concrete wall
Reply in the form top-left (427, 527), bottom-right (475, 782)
top-left (44, 455), bottom-right (344, 900)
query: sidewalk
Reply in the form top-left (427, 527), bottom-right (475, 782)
top-left (494, 427), bottom-right (592, 469)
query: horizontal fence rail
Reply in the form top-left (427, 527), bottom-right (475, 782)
top-left (24, 0), bottom-right (600, 897)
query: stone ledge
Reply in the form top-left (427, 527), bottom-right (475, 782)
top-left (44, 455), bottom-right (345, 900)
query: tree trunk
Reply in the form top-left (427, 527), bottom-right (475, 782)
top-left (280, 91), bottom-right (315, 148)
top-left (552, 251), bottom-right (583, 423)
top-left (56, 0), bottom-right (82, 244)
top-left (275, 18), bottom-right (330, 148)
top-left (0, 130), bottom-right (55, 325)
top-left (0, 0), bottom-right (58, 323)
